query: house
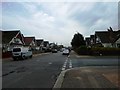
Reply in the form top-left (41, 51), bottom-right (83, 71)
top-left (90, 35), bottom-right (96, 46)
top-left (0, 31), bottom-right (2, 57)
top-left (43, 41), bottom-right (49, 49)
top-left (0, 30), bottom-right (2, 49)
top-left (115, 37), bottom-right (120, 48)
top-left (49, 43), bottom-right (59, 50)
top-left (2, 30), bottom-right (25, 52)
top-left (36, 39), bottom-right (44, 51)
top-left (42, 41), bottom-right (50, 52)
top-left (95, 30), bottom-right (120, 48)
top-left (85, 37), bottom-right (91, 47)
top-left (24, 37), bottom-right (36, 50)
top-left (85, 35), bottom-right (96, 48)
top-left (49, 43), bottom-right (55, 49)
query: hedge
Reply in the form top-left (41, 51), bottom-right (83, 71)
top-left (91, 47), bottom-right (120, 56)
top-left (75, 46), bottom-right (120, 56)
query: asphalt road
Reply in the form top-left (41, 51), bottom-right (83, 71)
top-left (2, 51), bottom-right (119, 89)
top-left (2, 52), bottom-right (67, 88)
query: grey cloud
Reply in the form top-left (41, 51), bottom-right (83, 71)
top-left (70, 2), bottom-right (118, 30)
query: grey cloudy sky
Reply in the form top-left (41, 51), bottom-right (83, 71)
top-left (1, 0), bottom-right (119, 46)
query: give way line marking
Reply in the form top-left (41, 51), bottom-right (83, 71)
top-left (62, 56), bottom-right (72, 71)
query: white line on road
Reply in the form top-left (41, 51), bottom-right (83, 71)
top-left (48, 62), bottom-right (52, 65)
top-left (61, 68), bottom-right (65, 71)
top-left (69, 60), bottom-right (72, 69)
top-left (68, 55), bottom-right (70, 58)
top-left (61, 56), bottom-right (73, 71)
top-left (62, 58), bottom-right (68, 71)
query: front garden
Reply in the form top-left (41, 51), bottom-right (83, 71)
top-left (75, 46), bottom-right (120, 56)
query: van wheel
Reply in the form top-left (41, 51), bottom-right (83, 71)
top-left (21, 56), bottom-right (25, 60)
top-left (30, 55), bottom-right (32, 58)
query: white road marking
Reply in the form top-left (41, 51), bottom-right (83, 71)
top-left (62, 56), bottom-right (73, 71)
top-left (68, 55), bottom-right (70, 58)
top-left (62, 58), bottom-right (68, 71)
top-left (61, 68), bottom-right (65, 71)
top-left (48, 62), bottom-right (52, 65)
top-left (69, 60), bottom-right (72, 69)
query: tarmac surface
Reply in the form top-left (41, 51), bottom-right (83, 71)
top-left (54, 66), bottom-right (119, 89)
top-left (3, 52), bottom-right (120, 90)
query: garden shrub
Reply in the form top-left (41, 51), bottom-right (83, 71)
top-left (91, 47), bottom-right (120, 56)
top-left (75, 46), bottom-right (89, 55)
top-left (75, 46), bottom-right (120, 56)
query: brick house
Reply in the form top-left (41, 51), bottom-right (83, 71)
top-left (95, 30), bottom-right (120, 48)
top-left (2, 30), bottom-right (25, 52)
top-left (85, 37), bottom-right (91, 47)
top-left (24, 37), bottom-right (36, 50)
top-left (36, 39), bottom-right (44, 51)
top-left (85, 27), bottom-right (120, 48)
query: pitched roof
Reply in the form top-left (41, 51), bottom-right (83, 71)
top-left (24, 37), bottom-right (35, 45)
top-left (90, 35), bottom-right (95, 39)
top-left (43, 41), bottom-right (49, 47)
top-left (2, 30), bottom-right (20, 44)
top-left (85, 37), bottom-right (90, 42)
top-left (36, 39), bottom-right (43, 46)
top-left (95, 30), bottom-right (120, 43)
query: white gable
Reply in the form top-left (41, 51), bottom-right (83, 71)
top-left (30, 40), bottom-right (36, 46)
top-left (10, 38), bottom-right (23, 44)
top-left (115, 38), bottom-right (120, 44)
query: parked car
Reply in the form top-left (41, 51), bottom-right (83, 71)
top-left (52, 49), bottom-right (57, 53)
top-left (62, 49), bottom-right (69, 55)
top-left (12, 47), bottom-right (32, 60)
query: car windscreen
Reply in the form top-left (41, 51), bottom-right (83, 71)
top-left (13, 48), bottom-right (21, 52)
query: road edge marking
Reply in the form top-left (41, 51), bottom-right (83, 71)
top-left (69, 59), bottom-right (72, 69)
top-left (53, 69), bottom-right (70, 89)
top-left (61, 58), bottom-right (68, 71)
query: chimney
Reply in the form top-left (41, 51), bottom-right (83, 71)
top-left (108, 27), bottom-right (114, 43)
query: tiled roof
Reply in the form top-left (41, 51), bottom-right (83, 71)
top-left (95, 30), bottom-right (120, 43)
top-left (2, 30), bottom-right (20, 44)
top-left (24, 37), bottom-right (35, 45)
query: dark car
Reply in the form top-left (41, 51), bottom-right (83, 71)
top-left (52, 49), bottom-right (57, 53)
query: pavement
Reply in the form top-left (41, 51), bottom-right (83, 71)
top-left (53, 66), bottom-right (119, 89)
top-left (53, 51), bottom-right (119, 89)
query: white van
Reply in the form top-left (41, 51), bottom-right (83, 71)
top-left (12, 47), bottom-right (32, 60)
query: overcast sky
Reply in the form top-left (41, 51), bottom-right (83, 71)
top-left (1, 0), bottom-right (119, 46)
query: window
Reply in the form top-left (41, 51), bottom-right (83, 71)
top-left (14, 38), bottom-right (19, 43)
top-left (13, 48), bottom-right (21, 52)
top-left (117, 44), bottom-right (120, 48)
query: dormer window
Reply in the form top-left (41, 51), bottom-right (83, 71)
top-left (14, 38), bottom-right (19, 43)
top-left (96, 37), bottom-right (101, 43)
top-left (11, 38), bottom-right (22, 44)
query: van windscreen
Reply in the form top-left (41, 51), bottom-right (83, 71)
top-left (13, 48), bottom-right (21, 52)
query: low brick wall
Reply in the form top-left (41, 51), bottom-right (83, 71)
top-left (32, 51), bottom-right (43, 54)
top-left (2, 51), bottom-right (12, 58)
top-left (2, 51), bottom-right (43, 59)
